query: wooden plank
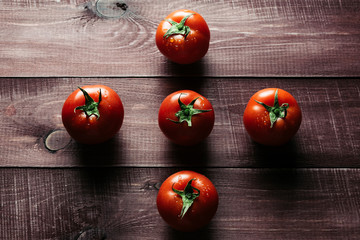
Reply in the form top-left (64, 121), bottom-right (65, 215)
top-left (0, 167), bottom-right (359, 239)
top-left (0, 0), bottom-right (359, 77)
top-left (0, 77), bottom-right (358, 167)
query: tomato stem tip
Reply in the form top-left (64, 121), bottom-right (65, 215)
top-left (172, 178), bottom-right (200, 219)
top-left (163, 13), bottom-right (195, 39)
top-left (254, 89), bottom-right (289, 128)
top-left (167, 93), bottom-right (212, 127)
top-left (75, 87), bottom-right (102, 119)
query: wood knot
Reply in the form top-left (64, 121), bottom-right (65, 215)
top-left (44, 129), bottom-right (71, 153)
top-left (95, 0), bottom-right (129, 19)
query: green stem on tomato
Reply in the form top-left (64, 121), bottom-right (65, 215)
top-left (172, 179), bottom-right (200, 219)
top-left (163, 13), bottom-right (194, 39)
top-left (75, 87), bottom-right (102, 119)
top-left (254, 89), bottom-right (289, 128)
top-left (167, 93), bottom-right (212, 127)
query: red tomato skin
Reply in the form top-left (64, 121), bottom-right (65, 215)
top-left (62, 85), bottom-right (124, 145)
top-left (158, 90), bottom-right (215, 146)
top-left (157, 170), bottom-right (219, 232)
top-left (243, 88), bottom-right (302, 146)
top-left (156, 9), bottom-right (210, 64)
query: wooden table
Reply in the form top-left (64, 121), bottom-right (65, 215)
top-left (1, 0), bottom-right (359, 239)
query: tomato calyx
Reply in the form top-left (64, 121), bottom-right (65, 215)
top-left (75, 87), bottom-right (102, 119)
top-left (163, 13), bottom-right (194, 39)
top-left (167, 93), bottom-right (212, 127)
top-left (172, 179), bottom-right (200, 219)
top-left (254, 89), bottom-right (289, 128)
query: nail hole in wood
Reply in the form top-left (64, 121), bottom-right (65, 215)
top-left (116, 2), bottom-right (128, 11)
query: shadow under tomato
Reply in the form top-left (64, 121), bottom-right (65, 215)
top-left (75, 133), bottom-right (123, 167)
top-left (252, 139), bottom-right (300, 168)
top-left (164, 58), bottom-right (207, 76)
top-left (165, 223), bottom-right (213, 240)
top-left (251, 139), bottom-right (301, 194)
top-left (256, 168), bottom-right (299, 191)
top-left (74, 135), bottom-right (124, 194)
top-left (167, 140), bottom-right (211, 167)
top-left (164, 76), bottom-right (207, 92)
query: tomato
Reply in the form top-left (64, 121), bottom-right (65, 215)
top-left (158, 90), bottom-right (215, 146)
top-left (157, 170), bottom-right (218, 232)
top-left (155, 9), bottom-right (210, 64)
top-left (62, 85), bottom-right (124, 144)
top-left (243, 88), bottom-right (302, 146)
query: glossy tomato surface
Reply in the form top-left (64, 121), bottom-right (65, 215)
top-left (62, 85), bottom-right (124, 144)
top-left (156, 9), bottom-right (210, 64)
top-left (243, 88), bottom-right (302, 146)
top-left (158, 90), bottom-right (214, 146)
top-left (157, 170), bottom-right (218, 232)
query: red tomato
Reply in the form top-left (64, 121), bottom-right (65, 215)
top-left (243, 88), bottom-right (302, 146)
top-left (157, 170), bottom-right (218, 232)
top-left (158, 90), bottom-right (214, 146)
top-left (62, 85), bottom-right (124, 144)
top-left (156, 9), bottom-right (210, 64)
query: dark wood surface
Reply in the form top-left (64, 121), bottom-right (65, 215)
top-left (1, 168), bottom-right (360, 240)
top-left (1, 0), bottom-right (360, 77)
top-left (1, 78), bottom-right (359, 168)
top-left (1, 0), bottom-right (360, 239)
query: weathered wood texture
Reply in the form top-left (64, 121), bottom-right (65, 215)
top-left (1, 0), bottom-right (359, 77)
top-left (1, 168), bottom-right (359, 240)
top-left (0, 78), bottom-right (358, 167)
top-left (1, 0), bottom-right (359, 239)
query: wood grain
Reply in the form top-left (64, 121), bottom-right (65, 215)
top-left (0, 1), bottom-right (359, 239)
top-left (1, 0), bottom-right (359, 77)
top-left (0, 77), bottom-right (358, 167)
top-left (0, 167), bottom-right (359, 240)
